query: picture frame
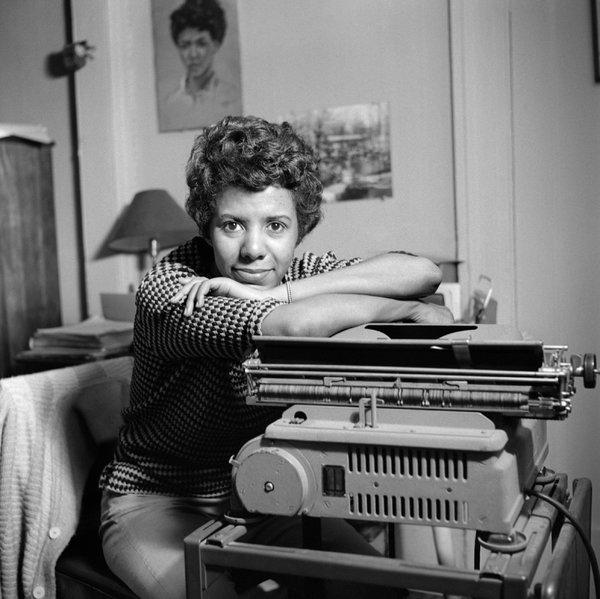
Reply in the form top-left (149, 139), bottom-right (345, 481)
top-left (151, 0), bottom-right (243, 132)
top-left (592, 0), bottom-right (600, 83)
top-left (277, 102), bottom-right (392, 203)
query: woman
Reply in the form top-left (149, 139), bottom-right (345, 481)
top-left (99, 115), bottom-right (452, 599)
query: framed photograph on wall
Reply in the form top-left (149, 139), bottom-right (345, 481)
top-left (151, 0), bottom-right (243, 132)
top-left (593, 0), bottom-right (600, 83)
top-left (277, 102), bottom-right (392, 203)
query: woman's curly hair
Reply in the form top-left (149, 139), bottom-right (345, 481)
top-left (185, 115), bottom-right (323, 243)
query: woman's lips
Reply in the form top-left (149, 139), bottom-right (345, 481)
top-left (232, 267), bottom-right (272, 283)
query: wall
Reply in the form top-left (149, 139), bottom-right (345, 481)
top-left (71, 0), bottom-right (456, 316)
top-left (0, 0), bottom-right (83, 325)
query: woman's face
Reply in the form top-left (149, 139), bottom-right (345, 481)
top-left (208, 186), bottom-right (299, 289)
top-left (176, 28), bottom-right (219, 81)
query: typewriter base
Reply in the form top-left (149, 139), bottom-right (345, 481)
top-left (185, 475), bottom-right (592, 599)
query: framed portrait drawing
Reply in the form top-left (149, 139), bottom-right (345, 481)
top-left (151, 0), bottom-right (243, 132)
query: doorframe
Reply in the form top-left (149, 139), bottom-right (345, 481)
top-left (449, 0), bottom-right (518, 325)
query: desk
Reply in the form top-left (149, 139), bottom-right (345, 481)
top-left (185, 475), bottom-right (592, 599)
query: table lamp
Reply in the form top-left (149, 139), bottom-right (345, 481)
top-left (108, 189), bottom-right (197, 265)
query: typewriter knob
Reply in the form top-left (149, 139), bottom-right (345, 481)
top-left (232, 447), bottom-right (313, 516)
top-left (583, 353), bottom-right (597, 388)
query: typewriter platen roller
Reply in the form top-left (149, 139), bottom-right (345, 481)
top-left (230, 324), bottom-right (597, 534)
top-left (244, 323), bottom-right (597, 419)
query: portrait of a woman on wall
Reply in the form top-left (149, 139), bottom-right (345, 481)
top-left (152, 0), bottom-right (243, 132)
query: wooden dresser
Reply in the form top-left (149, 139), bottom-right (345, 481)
top-left (0, 128), bottom-right (61, 377)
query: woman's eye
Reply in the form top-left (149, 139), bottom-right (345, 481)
top-left (268, 221), bottom-right (286, 233)
top-left (222, 221), bottom-right (241, 232)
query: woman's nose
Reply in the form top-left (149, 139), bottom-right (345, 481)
top-left (240, 229), bottom-right (266, 260)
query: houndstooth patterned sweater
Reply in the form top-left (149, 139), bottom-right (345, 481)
top-left (100, 237), bottom-right (360, 498)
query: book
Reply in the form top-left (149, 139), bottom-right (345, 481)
top-left (29, 316), bottom-right (134, 351)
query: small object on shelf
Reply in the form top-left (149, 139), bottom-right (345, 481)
top-left (470, 274), bottom-right (497, 324)
top-left (100, 292), bottom-right (136, 322)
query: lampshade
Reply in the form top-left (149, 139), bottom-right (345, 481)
top-left (108, 189), bottom-right (197, 256)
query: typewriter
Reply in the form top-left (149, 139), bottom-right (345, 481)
top-left (186, 324), bottom-right (597, 598)
top-left (230, 323), bottom-right (597, 534)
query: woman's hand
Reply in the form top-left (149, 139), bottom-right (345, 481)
top-left (170, 276), bottom-right (265, 316)
top-left (407, 301), bottom-right (455, 324)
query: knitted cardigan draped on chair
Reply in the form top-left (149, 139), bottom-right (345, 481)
top-left (0, 357), bottom-right (133, 599)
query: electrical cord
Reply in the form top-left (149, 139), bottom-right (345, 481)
top-left (527, 488), bottom-right (599, 599)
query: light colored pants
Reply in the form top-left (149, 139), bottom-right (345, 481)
top-left (100, 491), bottom-right (399, 599)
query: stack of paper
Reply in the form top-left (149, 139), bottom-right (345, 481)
top-left (27, 316), bottom-right (133, 357)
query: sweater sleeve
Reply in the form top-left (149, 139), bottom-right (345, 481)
top-left (134, 259), bottom-right (283, 362)
top-left (287, 250), bottom-right (362, 280)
